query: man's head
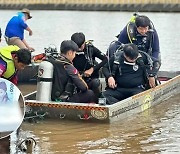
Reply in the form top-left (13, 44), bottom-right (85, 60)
top-left (21, 8), bottom-right (32, 19)
top-left (123, 44), bottom-right (139, 63)
top-left (71, 32), bottom-right (85, 51)
top-left (135, 15), bottom-right (150, 35)
top-left (13, 49), bottom-right (32, 70)
top-left (60, 40), bottom-right (78, 62)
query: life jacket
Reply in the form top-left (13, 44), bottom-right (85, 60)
top-left (48, 57), bottom-right (75, 101)
top-left (0, 45), bottom-right (19, 79)
top-left (126, 14), bottom-right (154, 56)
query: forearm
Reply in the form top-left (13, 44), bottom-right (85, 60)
top-left (73, 76), bottom-right (88, 92)
top-left (102, 57), bottom-right (114, 79)
top-left (93, 46), bottom-right (108, 71)
top-left (65, 65), bottom-right (88, 91)
top-left (93, 57), bottom-right (108, 71)
top-left (26, 26), bottom-right (32, 33)
top-left (147, 61), bottom-right (160, 77)
top-left (102, 65), bottom-right (112, 79)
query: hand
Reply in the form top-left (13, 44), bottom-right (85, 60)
top-left (28, 47), bottom-right (35, 52)
top-left (108, 76), bottom-right (117, 89)
top-left (29, 30), bottom-right (33, 36)
top-left (148, 77), bottom-right (156, 88)
top-left (84, 67), bottom-right (94, 77)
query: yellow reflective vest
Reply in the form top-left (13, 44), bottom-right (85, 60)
top-left (0, 45), bottom-right (20, 79)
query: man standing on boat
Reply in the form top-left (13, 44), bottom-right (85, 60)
top-left (4, 8), bottom-right (35, 51)
top-left (49, 40), bottom-right (97, 103)
top-left (108, 14), bottom-right (160, 61)
top-left (102, 43), bottom-right (160, 105)
top-left (0, 45), bottom-right (31, 85)
top-left (117, 14), bottom-right (160, 60)
top-left (71, 32), bottom-right (108, 99)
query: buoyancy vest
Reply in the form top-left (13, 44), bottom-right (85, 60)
top-left (107, 40), bottom-right (122, 58)
top-left (48, 57), bottom-right (75, 101)
top-left (0, 45), bottom-right (19, 79)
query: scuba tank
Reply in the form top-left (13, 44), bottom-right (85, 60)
top-left (36, 47), bottom-right (58, 101)
top-left (36, 60), bottom-right (54, 101)
top-left (36, 45), bottom-right (59, 101)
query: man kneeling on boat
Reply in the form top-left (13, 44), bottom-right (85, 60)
top-left (49, 40), bottom-right (97, 103)
top-left (102, 43), bottom-right (160, 105)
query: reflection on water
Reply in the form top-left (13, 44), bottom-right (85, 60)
top-left (141, 96), bottom-right (180, 153)
top-left (18, 94), bottom-right (180, 153)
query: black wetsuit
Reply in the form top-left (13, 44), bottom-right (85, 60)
top-left (73, 43), bottom-right (107, 98)
top-left (102, 51), bottom-right (159, 104)
top-left (50, 55), bottom-right (96, 103)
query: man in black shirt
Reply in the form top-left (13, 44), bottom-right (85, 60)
top-left (102, 43), bottom-right (160, 105)
top-left (71, 32), bottom-right (107, 99)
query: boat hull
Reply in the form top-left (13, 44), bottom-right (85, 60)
top-left (24, 71), bottom-right (180, 123)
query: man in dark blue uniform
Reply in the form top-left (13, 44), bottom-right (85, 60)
top-left (118, 15), bottom-right (160, 60)
top-left (71, 32), bottom-right (108, 98)
top-left (102, 43), bottom-right (160, 105)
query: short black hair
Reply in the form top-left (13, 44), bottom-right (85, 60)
top-left (14, 48), bottom-right (31, 65)
top-left (123, 44), bottom-right (139, 60)
top-left (60, 40), bottom-right (79, 54)
top-left (71, 32), bottom-right (85, 48)
top-left (135, 15), bottom-right (150, 27)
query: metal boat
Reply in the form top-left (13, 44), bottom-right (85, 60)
top-left (24, 71), bottom-right (180, 123)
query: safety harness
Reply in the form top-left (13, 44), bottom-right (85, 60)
top-left (76, 40), bottom-right (96, 75)
top-left (111, 48), bottom-right (154, 88)
top-left (47, 57), bottom-right (76, 101)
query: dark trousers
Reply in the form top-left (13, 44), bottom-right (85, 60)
top-left (85, 78), bottom-right (100, 100)
top-left (69, 89), bottom-right (97, 103)
top-left (102, 87), bottom-right (144, 105)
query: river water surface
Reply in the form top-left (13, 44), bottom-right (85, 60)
top-left (0, 10), bottom-right (180, 153)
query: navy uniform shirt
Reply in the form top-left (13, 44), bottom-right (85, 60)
top-left (118, 25), bottom-right (160, 59)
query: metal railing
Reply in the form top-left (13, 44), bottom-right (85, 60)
top-left (0, 0), bottom-right (179, 4)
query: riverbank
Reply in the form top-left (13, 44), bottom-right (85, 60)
top-left (0, 3), bottom-right (179, 12)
